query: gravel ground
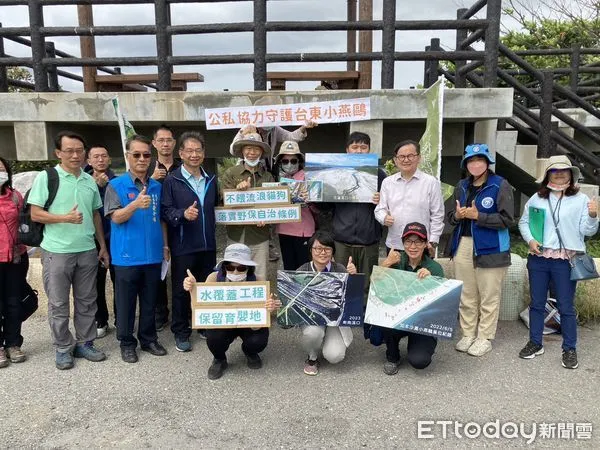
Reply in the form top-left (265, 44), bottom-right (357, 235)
top-left (0, 319), bottom-right (599, 448)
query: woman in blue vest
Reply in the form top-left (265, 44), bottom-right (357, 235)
top-left (518, 155), bottom-right (598, 369)
top-left (448, 144), bottom-right (515, 357)
top-left (183, 243), bottom-right (281, 380)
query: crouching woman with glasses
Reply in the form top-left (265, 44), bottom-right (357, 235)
top-left (296, 230), bottom-right (357, 376)
top-left (183, 243), bottom-right (281, 380)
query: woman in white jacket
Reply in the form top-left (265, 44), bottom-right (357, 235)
top-left (518, 155), bottom-right (598, 369)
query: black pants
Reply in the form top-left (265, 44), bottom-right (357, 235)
top-left (0, 254), bottom-right (29, 348)
top-left (279, 234), bottom-right (311, 271)
top-left (154, 278), bottom-right (169, 324)
top-left (383, 328), bottom-right (437, 369)
top-left (114, 264), bottom-right (160, 349)
top-left (171, 251), bottom-right (216, 340)
top-left (94, 261), bottom-right (116, 327)
top-left (206, 327), bottom-right (269, 361)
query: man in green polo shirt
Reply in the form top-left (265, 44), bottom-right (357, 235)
top-left (29, 131), bottom-right (110, 370)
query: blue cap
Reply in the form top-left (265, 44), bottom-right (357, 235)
top-left (461, 144), bottom-right (495, 168)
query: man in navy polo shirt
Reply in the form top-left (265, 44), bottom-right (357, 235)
top-left (104, 135), bottom-right (168, 363)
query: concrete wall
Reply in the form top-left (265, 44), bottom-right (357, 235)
top-left (0, 88), bottom-right (514, 161)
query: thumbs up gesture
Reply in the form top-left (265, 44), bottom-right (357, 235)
top-left (464, 200), bottom-right (479, 220)
top-left (152, 161), bottom-right (167, 180)
top-left (65, 204), bottom-right (83, 224)
top-left (133, 186), bottom-right (151, 209)
top-left (236, 176), bottom-right (252, 191)
top-left (183, 269), bottom-right (197, 292)
top-left (346, 256), bottom-right (357, 274)
top-left (589, 196), bottom-right (598, 218)
top-left (455, 200), bottom-right (467, 220)
top-left (382, 247), bottom-right (401, 268)
top-left (184, 200), bottom-right (199, 221)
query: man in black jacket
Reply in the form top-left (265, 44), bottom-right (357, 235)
top-left (161, 131), bottom-right (218, 352)
top-left (328, 132), bottom-right (385, 299)
top-left (85, 145), bottom-right (116, 338)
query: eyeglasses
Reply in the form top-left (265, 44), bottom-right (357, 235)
top-left (155, 138), bottom-right (175, 144)
top-left (59, 148), bottom-right (85, 156)
top-left (395, 154), bottom-right (419, 162)
top-left (281, 158), bottom-right (299, 164)
top-left (182, 148), bottom-right (204, 155)
top-left (404, 239), bottom-right (426, 247)
top-left (128, 152), bottom-right (152, 160)
top-left (224, 264), bottom-right (248, 272)
top-left (312, 246), bottom-right (333, 254)
top-left (548, 168), bottom-right (569, 174)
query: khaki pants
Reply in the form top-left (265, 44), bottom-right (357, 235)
top-left (454, 237), bottom-right (507, 340)
top-left (334, 241), bottom-right (380, 300)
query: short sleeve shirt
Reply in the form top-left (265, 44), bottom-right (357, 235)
top-left (27, 165), bottom-right (102, 253)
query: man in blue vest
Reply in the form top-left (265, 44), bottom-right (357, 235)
top-left (104, 135), bottom-right (168, 363)
top-left (161, 131), bottom-right (218, 352)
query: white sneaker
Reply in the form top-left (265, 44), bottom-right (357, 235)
top-left (455, 336), bottom-right (476, 353)
top-left (467, 338), bottom-right (492, 357)
top-left (96, 325), bottom-right (108, 339)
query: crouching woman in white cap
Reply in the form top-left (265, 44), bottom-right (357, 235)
top-left (518, 155), bottom-right (598, 369)
top-left (183, 243), bottom-right (281, 379)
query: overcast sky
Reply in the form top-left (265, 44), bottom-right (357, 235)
top-left (1, 0), bottom-right (522, 92)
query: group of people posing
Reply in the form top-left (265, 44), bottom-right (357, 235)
top-left (0, 122), bottom-right (596, 377)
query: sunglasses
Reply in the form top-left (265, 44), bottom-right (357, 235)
top-left (224, 264), bottom-right (248, 272)
top-left (129, 152), bottom-right (152, 160)
top-left (281, 158), bottom-right (299, 165)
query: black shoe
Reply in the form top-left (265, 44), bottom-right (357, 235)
top-left (155, 319), bottom-right (167, 332)
top-left (208, 358), bottom-right (228, 380)
top-left (141, 342), bottom-right (168, 356)
top-left (562, 349), bottom-right (579, 369)
top-left (246, 353), bottom-right (262, 369)
top-left (121, 347), bottom-right (138, 363)
top-left (519, 340), bottom-right (544, 359)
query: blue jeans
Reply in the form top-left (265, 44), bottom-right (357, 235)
top-left (527, 255), bottom-right (577, 350)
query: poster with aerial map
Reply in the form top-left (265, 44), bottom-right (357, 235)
top-left (304, 153), bottom-right (378, 203)
top-left (365, 265), bottom-right (463, 339)
top-left (276, 271), bottom-right (365, 327)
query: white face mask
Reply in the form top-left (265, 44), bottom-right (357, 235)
top-left (0, 172), bottom-right (8, 186)
top-left (244, 158), bottom-right (261, 168)
top-left (226, 272), bottom-right (247, 282)
top-left (281, 163), bottom-right (299, 175)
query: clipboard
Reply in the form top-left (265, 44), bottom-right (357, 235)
top-left (529, 206), bottom-right (545, 244)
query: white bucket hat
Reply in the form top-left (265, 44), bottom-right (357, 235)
top-left (214, 243), bottom-right (257, 271)
top-left (276, 140), bottom-right (304, 162)
top-left (230, 132), bottom-right (271, 158)
top-left (536, 155), bottom-right (581, 184)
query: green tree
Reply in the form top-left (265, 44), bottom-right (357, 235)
top-left (7, 67), bottom-right (34, 92)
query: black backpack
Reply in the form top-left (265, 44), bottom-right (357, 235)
top-left (18, 168), bottom-right (60, 247)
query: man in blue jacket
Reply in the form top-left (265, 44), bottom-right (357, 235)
top-left (104, 135), bottom-right (169, 363)
top-left (161, 131), bottom-right (218, 352)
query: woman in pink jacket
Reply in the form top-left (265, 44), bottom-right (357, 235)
top-left (274, 141), bottom-right (317, 271)
top-left (0, 157), bottom-right (29, 367)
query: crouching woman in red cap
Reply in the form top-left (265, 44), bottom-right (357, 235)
top-left (379, 222), bottom-right (444, 375)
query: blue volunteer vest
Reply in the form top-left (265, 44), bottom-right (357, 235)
top-left (450, 173), bottom-right (510, 257)
top-left (110, 174), bottom-right (163, 266)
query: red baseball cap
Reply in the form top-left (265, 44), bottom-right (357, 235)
top-left (402, 222), bottom-right (428, 241)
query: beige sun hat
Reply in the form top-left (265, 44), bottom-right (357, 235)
top-left (536, 155), bottom-right (581, 184)
top-left (230, 132), bottom-right (272, 158)
top-left (276, 140), bottom-right (304, 162)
